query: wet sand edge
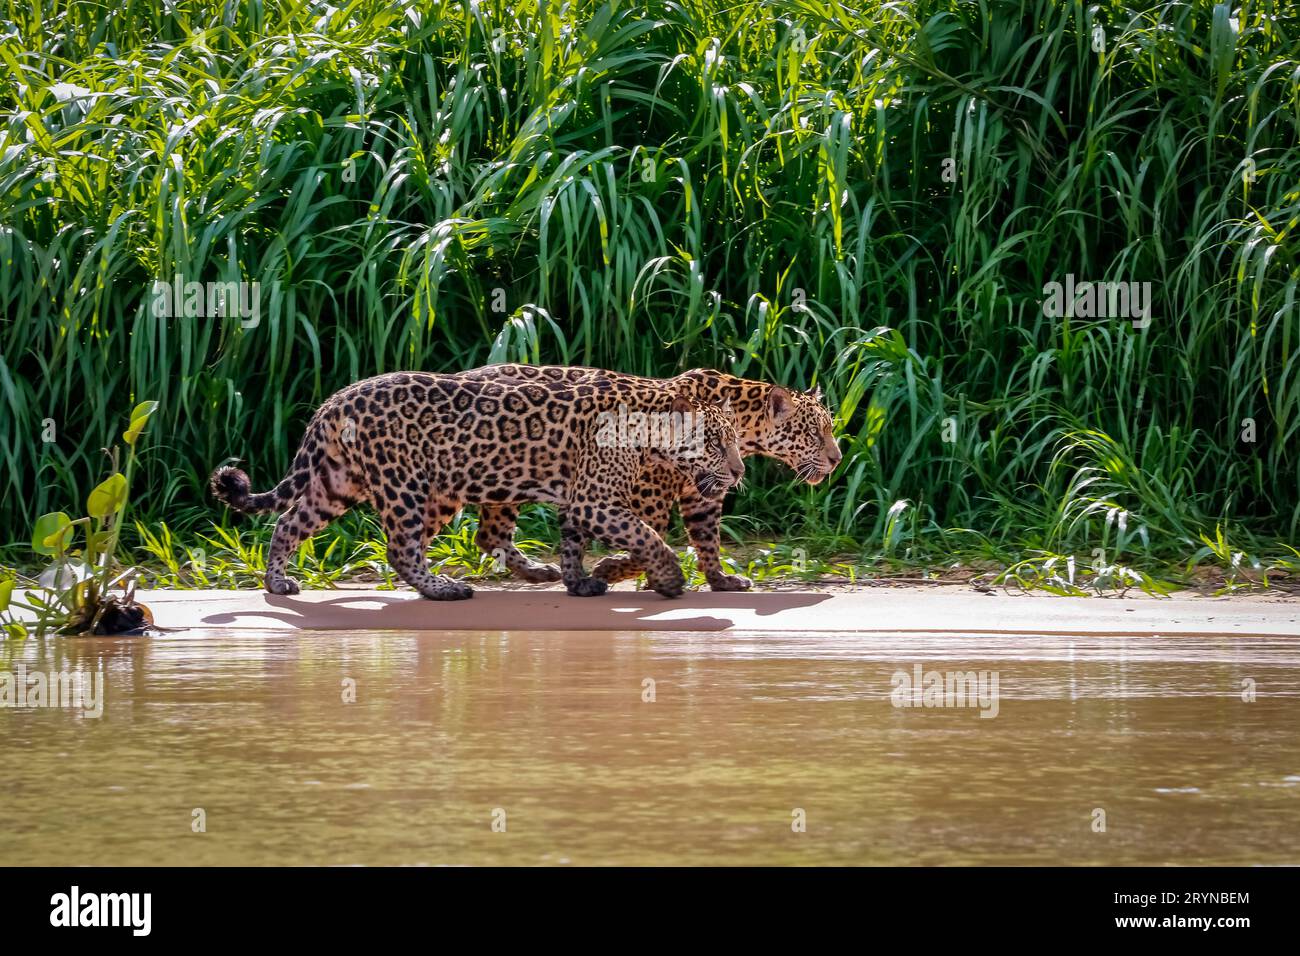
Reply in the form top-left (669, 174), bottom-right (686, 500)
top-left (108, 585), bottom-right (1300, 636)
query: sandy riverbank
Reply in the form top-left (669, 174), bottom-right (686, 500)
top-left (126, 583), bottom-right (1299, 636)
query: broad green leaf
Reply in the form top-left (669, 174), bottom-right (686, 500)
top-left (123, 400), bottom-right (160, 446)
top-left (3, 622), bottom-right (27, 641)
top-left (32, 512), bottom-right (73, 555)
top-left (87, 473), bottom-right (128, 520)
top-left (0, 577), bottom-right (13, 612)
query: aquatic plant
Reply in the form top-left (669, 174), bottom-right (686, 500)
top-left (10, 402), bottom-right (158, 635)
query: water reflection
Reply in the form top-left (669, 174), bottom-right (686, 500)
top-left (1, 630), bottom-right (1297, 865)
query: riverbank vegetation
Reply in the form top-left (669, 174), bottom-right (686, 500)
top-left (2, 0), bottom-right (1297, 592)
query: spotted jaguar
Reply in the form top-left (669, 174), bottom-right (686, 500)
top-left (459, 365), bottom-right (840, 590)
top-left (210, 372), bottom-right (744, 599)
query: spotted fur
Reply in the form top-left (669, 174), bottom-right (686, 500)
top-left (460, 365), bottom-right (841, 591)
top-left (561, 394), bottom-right (744, 597)
top-left (210, 372), bottom-right (742, 599)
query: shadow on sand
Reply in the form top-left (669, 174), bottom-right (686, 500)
top-left (197, 588), bottom-right (833, 632)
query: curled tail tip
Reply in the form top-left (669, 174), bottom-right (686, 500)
top-left (210, 465), bottom-right (251, 509)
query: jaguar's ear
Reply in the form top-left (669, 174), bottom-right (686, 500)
top-left (671, 392), bottom-right (694, 416)
top-left (810, 384), bottom-right (823, 402)
top-left (768, 386), bottom-right (793, 421)
top-left (721, 397), bottom-right (734, 421)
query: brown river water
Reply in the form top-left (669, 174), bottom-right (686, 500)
top-left (2, 629), bottom-right (1298, 865)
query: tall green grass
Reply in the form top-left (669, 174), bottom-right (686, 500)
top-left (1, 0), bottom-right (1297, 569)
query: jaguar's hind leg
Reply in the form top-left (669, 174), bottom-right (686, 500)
top-left (559, 515), bottom-right (607, 597)
top-left (476, 504), bottom-right (562, 583)
top-left (380, 494), bottom-right (473, 601)
top-left (265, 483), bottom-right (352, 595)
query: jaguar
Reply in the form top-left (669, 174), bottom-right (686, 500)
top-left (209, 371), bottom-right (744, 599)
top-left (458, 365), bottom-right (840, 591)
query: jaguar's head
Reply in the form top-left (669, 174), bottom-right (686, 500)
top-left (755, 384), bottom-right (841, 485)
top-left (659, 394), bottom-right (745, 500)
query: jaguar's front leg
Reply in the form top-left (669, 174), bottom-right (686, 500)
top-left (591, 465), bottom-right (675, 585)
top-left (679, 487), bottom-right (752, 592)
top-left (573, 504), bottom-right (684, 598)
top-left (475, 504), bottom-right (562, 583)
top-left (560, 513), bottom-right (607, 597)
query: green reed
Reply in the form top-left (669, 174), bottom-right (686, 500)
top-left (0, 0), bottom-right (1296, 572)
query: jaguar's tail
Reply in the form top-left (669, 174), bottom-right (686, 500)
top-left (211, 414), bottom-right (340, 515)
top-left (209, 461), bottom-right (299, 515)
